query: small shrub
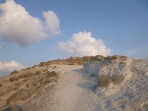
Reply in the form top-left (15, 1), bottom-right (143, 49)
top-left (48, 71), bottom-right (57, 77)
top-left (11, 70), bottom-right (18, 75)
top-left (26, 67), bottom-right (31, 70)
top-left (35, 71), bottom-right (41, 75)
top-left (112, 75), bottom-right (123, 85)
top-left (69, 63), bottom-right (74, 65)
top-left (25, 84), bottom-right (30, 88)
top-left (98, 75), bottom-right (111, 87)
top-left (18, 73), bottom-right (32, 78)
top-left (0, 84), bottom-right (2, 87)
top-left (9, 76), bottom-right (18, 82)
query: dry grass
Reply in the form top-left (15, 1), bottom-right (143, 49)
top-left (1, 68), bottom-right (59, 109)
top-left (6, 89), bottom-right (31, 105)
top-left (105, 55), bottom-right (128, 61)
top-left (98, 75), bottom-right (111, 87)
top-left (9, 73), bottom-right (32, 82)
top-left (38, 55), bottom-right (105, 66)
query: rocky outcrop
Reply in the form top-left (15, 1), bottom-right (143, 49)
top-left (83, 56), bottom-right (148, 111)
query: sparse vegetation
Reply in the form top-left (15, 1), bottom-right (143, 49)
top-left (104, 55), bottom-right (128, 61)
top-left (38, 55), bottom-right (105, 66)
top-left (0, 67), bottom-right (59, 109)
top-left (6, 70), bottom-right (59, 106)
top-left (9, 73), bottom-right (33, 82)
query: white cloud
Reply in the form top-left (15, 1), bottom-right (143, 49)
top-left (43, 11), bottom-right (61, 35)
top-left (0, 60), bottom-right (24, 77)
top-left (0, 0), bottom-right (61, 47)
top-left (126, 45), bottom-right (148, 58)
top-left (58, 31), bottom-right (111, 57)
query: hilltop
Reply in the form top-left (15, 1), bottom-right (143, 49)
top-left (0, 55), bottom-right (147, 111)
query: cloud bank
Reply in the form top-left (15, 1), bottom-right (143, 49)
top-left (58, 31), bottom-right (111, 57)
top-left (0, 0), bottom-right (61, 47)
top-left (0, 60), bottom-right (24, 77)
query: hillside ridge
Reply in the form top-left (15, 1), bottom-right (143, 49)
top-left (0, 55), bottom-right (147, 111)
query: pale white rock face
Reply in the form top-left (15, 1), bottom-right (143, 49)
top-left (83, 57), bottom-right (148, 111)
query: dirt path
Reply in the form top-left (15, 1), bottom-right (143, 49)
top-left (48, 65), bottom-right (98, 111)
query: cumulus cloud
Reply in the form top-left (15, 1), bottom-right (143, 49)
top-left (0, 60), bottom-right (24, 77)
top-left (43, 11), bottom-right (61, 35)
top-left (0, 0), bottom-right (61, 47)
top-left (126, 45), bottom-right (148, 58)
top-left (58, 31), bottom-right (111, 57)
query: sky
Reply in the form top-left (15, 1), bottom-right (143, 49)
top-left (0, 0), bottom-right (148, 75)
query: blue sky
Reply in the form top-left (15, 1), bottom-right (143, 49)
top-left (0, 0), bottom-right (148, 74)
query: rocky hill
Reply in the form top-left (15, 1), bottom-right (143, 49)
top-left (0, 55), bottom-right (147, 111)
top-left (83, 56), bottom-right (148, 110)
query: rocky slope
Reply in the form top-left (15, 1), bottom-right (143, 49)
top-left (83, 56), bottom-right (148, 110)
top-left (0, 55), bottom-right (147, 111)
